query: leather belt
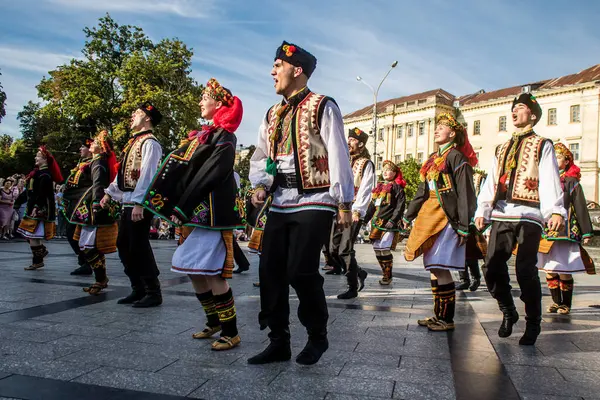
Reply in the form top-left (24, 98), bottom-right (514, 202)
top-left (274, 173), bottom-right (298, 189)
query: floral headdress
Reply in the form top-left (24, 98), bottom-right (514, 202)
top-left (37, 146), bottom-right (64, 184)
top-left (93, 130), bottom-right (118, 182)
top-left (435, 113), bottom-right (478, 167)
top-left (382, 160), bottom-right (407, 188)
top-left (554, 142), bottom-right (581, 181)
top-left (205, 78), bottom-right (234, 107)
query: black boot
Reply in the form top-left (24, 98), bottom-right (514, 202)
top-left (519, 317), bottom-right (541, 345)
top-left (468, 260), bottom-right (481, 292)
top-left (498, 297), bottom-right (519, 338)
top-left (133, 278), bottom-right (163, 308)
top-left (337, 288), bottom-right (358, 300)
top-left (296, 330), bottom-right (329, 365)
top-left (455, 269), bottom-right (470, 290)
top-left (71, 263), bottom-right (93, 275)
top-left (358, 268), bottom-right (368, 292)
top-left (247, 328), bottom-right (292, 365)
top-left (118, 278), bottom-right (146, 304)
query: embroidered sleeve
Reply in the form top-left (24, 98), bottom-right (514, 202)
top-left (352, 161), bottom-right (375, 218)
top-left (403, 181), bottom-right (428, 223)
top-left (390, 185), bottom-right (406, 225)
top-left (539, 142), bottom-right (566, 221)
top-left (130, 139), bottom-right (163, 206)
top-left (571, 179), bottom-right (594, 237)
top-left (249, 113), bottom-right (273, 191)
top-left (320, 101), bottom-right (355, 204)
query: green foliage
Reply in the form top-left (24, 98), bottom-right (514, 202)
top-left (0, 69), bottom-right (6, 125)
top-left (11, 12), bottom-right (203, 177)
top-left (235, 145), bottom-right (256, 190)
top-left (398, 158), bottom-right (421, 201)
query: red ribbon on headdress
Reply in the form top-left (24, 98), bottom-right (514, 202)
top-left (106, 150), bottom-right (118, 183)
top-left (213, 96), bottom-right (243, 133)
top-left (395, 169), bottom-right (407, 188)
top-left (457, 130), bottom-right (478, 167)
top-left (563, 161), bottom-right (581, 181)
top-left (34, 146), bottom-right (64, 184)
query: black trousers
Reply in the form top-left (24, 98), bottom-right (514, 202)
top-left (233, 239), bottom-right (250, 268)
top-left (117, 207), bottom-right (160, 286)
top-left (337, 220), bottom-right (363, 289)
top-left (258, 210), bottom-right (333, 335)
top-left (66, 222), bottom-right (80, 257)
top-left (484, 221), bottom-right (542, 316)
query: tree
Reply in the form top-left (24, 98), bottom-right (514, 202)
top-left (235, 145), bottom-right (256, 190)
top-left (33, 13), bottom-right (202, 156)
top-left (398, 158), bottom-right (421, 202)
top-left (0, 69), bottom-right (6, 125)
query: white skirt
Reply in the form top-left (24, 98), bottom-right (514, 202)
top-left (372, 231), bottom-right (396, 251)
top-left (78, 226), bottom-right (97, 250)
top-left (538, 241), bottom-right (586, 274)
top-left (423, 224), bottom-right (465, 271)
top-left (17, 221), bottom-right (45, 239)
top-left (171, 228), bottom-right (226, 275)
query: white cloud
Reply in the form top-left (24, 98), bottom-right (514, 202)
top-left (47, 0), bottom-right (218, 19)
top-left (0, 46), bottom-right (76, 74)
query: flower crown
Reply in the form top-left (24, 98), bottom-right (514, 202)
top-left (94, 130), bottom-right (113, 154)
top-left (554, 142), bottom-right (573, 161)
top-left (205, 78), bottom-right (233, 107)
top-left (436, 113), bottom-right (464, 133)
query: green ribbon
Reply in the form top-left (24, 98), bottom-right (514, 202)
top-left (266, 157), bottom-right (277, 176)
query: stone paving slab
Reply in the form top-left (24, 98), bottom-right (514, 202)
top-left (1, 239), bottom-right (600, 400)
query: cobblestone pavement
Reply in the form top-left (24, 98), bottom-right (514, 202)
top-left (0, 238), bottom-right (600, 400)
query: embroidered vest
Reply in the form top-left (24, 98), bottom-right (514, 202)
top-left (495, 134), bottom-right (546, 207)
top-left (351, 157), bottom-right (370, 200)
top-left (119, 132), bottom-right (158, 191)
top-left (267, 92), bottom-right (331, 193)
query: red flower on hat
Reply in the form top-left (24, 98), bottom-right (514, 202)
top-left (146, 105), bottom-right (154, 111)
top-left (282, 44), bottom-right (296, 57)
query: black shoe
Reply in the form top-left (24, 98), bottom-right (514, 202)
top-left (358, 269), bottom-right (368, 292)
top-left (498, 309), bottom-right (519, 338)
top-left (337, 289), bottom-right (358, 300)
top-left (455, 280), bottom-right (470, 290)
top-left (233, 265), bottom-right (250, 274)
top-left (70, 264), bottom-right (93, 276)
top-left (469, 278), bottom-right (480, 292)
top-left (519, 319), bottom-right (541, 346)
top-left (117, 290), bottom-right (146, 304)
top-left (132, 293), bottom-right (163, 308)
top-left (296, 337), bottom-right (329, 365)
top-left (247, 342), bottom-right (292, 365)
top-left (325, 268), bottom-right (342, 275)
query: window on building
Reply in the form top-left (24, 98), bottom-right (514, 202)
top-left (394, 155), bottom-right (402, 164)
top-left (397, 125), bottom-right (403, 139)
top-left (376, 156), bottom-right (383, 170)
top-left (473, 120), bottom-right (481, 135)
top-left (378, 128), bottom-right (384, 140)
top-left (408, 124), bottom-right (414, 137)
top-left (569, 143), bottom-right (580, 161)
top-left (498, 116), bottom-right (507, 132)
top-left (548, 108), bottom-right (557, 125)
top-left (570, 105), bottom-right (581, 123)
top-left (418, 122), bottom-right (425, 136)
top-left (475, 152), bottom-right (480, 161)
top-left (406, 154), bottom-right (413, 160)
top-left (417, 152), bottom-right (424, 164)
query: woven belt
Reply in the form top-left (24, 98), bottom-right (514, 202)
top-left (274, 173), bottom-right (298, 189)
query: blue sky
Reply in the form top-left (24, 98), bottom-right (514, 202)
top-left (1, 0), bottom-right (599, 147)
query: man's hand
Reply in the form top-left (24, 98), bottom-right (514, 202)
top-left (352, 212), bottom-right (360, 223)
top-left (30, 207), bottom-right (38, 218)
top-left (475, 217), bottom-right (486, 231)
top-left (384, 221), bottom-right (395, 229)
top-left (402, 220), bottom-right (411, 230)
top-left (251, 189), bottom-right (267, 208)
top-left (458, 235), bottom-right (468, 247)
top-left (583, 237), bottom-right (591, 245)
top-left (170, 214), bottom-right (182, 225)
top-left (100, 194), bottom-right (111, 209)
top-left (547, 214), bottom-right (564, 232)
top-left (131, 205), bottom-right (144, 222)
top-left (337, 211), bottom-right (352, 231)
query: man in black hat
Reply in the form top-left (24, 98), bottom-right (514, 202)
top-left (63, 138), bottom-right (94, 275)
top-left (335, 128), bottom-right (375, 299)
top-left (248, 41), bottom-right (354, 365)
top-left (101, 102), bottom-right (164, 307)
top-left (475, 92), bottom-right (566, 345)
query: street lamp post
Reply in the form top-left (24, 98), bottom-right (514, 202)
top-left (356, 60), bottom-right (398, 172)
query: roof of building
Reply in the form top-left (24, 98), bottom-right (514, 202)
top-left (343, 88), bottom-right (455, 119)
top-left (343, 63), bottom-right (600, 117)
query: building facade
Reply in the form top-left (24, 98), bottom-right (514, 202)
top-left (343, 64), bottom-right (600, 201)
